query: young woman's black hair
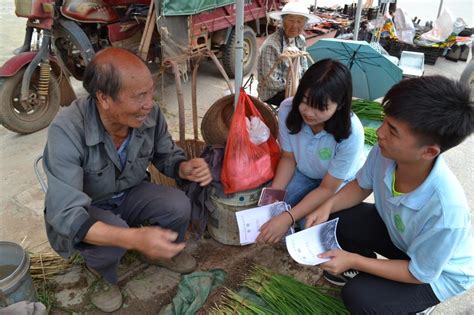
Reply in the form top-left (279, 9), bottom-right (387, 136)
top-left (286, 59), bottom-right (353, 142)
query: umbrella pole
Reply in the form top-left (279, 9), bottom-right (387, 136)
top-left (234, 0), bottom-right (244, 108)
top-left (437, 0), bottom-right (444, 18)
top-left (353, 0), bottom-right (363, 41)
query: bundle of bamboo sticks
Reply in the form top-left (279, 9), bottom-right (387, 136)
top-left (29, 252), bottom-right (74, 283)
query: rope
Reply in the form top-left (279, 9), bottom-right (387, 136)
top-left (259, 50), bottom-right (311, 98)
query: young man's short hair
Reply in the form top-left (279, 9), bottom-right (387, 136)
top-left (382, 76), bottom-right (473, 152)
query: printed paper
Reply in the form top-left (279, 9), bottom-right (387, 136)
top-left (235, 201), bottom-right (293, 245)
top-left (285, 218), bottom-right (341, 266)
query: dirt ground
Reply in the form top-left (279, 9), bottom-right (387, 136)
top-left (39, 235), bottom-right (327, 314)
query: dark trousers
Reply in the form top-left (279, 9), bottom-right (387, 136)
top-left (264, 90), bottom-right (286, 107)
top-left (78, 182), bottom-right (191, 284)
top-left (329, 203), bottom-right (440, 314)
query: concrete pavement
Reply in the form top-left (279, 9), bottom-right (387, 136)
top-left (1, 56), bottom-right (473, 313)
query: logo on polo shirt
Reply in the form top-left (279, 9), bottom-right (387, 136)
top-left (394, 214), bottom-right (405, 233)
top-left (318, 148), bottom-right (332, 160)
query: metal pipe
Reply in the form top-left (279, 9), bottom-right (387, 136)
top-left (437, 0), bottom-right (444, 18)
top-left (234, 0), bottom-right (244, 107)
top-left (353, 0), bottom-right (363, 41)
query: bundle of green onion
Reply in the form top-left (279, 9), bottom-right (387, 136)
top-left (211, 288), bottom-right (274, 315)
top-left (352, 99), bottom-right (385, 121)
top-left (240, 265), bottom-right (349, 315)
top-left (364, 127), bottom-right (378, 146)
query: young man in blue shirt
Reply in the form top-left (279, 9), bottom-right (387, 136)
top-left (306, 76), bottom-right (474, 313)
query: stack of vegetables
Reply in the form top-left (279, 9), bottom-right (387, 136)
top-left (212, 288), bottom-right (273, 314)
top-left (212, 265), bottom-right (348, 314)
top-left (352, 99), bottom-right (385, 146)
top-left (363, 127), bottom-right (378, 146)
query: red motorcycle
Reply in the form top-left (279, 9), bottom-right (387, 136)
top-left (1, 0), bottom-right (279, 134)
top-left (0, 0), bottom-right (152, 134)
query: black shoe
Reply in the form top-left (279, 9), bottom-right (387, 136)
top-left (459, 45), bottom-right (470, 62)
top-left (323, 270), bottom-right (359, 286)
top-left (446, 45), bottom-right (461, 62)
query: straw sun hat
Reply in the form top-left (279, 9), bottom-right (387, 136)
top-left (201, 94), bottom-right (279, 146)
top-left (267, 1), bottom-right (322, 24)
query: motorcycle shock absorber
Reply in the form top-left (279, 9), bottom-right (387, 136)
top-left (37, 59), bottom-right (51, 106)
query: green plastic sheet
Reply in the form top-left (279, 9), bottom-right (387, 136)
top-left (162, 0), bottom-right (234, 16)
top-left (160, 269), bottom-right (226, 315)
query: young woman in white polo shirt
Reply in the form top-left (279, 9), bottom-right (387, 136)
top-left (256, 59), bottom-right (365, 243)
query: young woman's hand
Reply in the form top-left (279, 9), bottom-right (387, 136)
top-left (304, 205), bottom-right (331, 228)
top-left (256, 212), bottom-right (293, 244)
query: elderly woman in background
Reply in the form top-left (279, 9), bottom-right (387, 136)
top-left (257, 2), bottom-right (320, 107)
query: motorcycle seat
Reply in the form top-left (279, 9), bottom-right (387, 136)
top-left (61, 0), bottom-right (119, 23)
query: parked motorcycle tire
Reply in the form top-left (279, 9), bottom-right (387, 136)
top-left (0, 67), bottom-right (60, 134)
top-left (223, 26), bottom-right (257, 78)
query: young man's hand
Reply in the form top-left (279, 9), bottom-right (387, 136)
top-left (304, 205), bottom-right (331, 228)
top-left (318, 249), bottom-right (358, 275)
top-left (256, 213), bottom-right (293, 244)
top-left (179, 158), bottom-right (212, 186)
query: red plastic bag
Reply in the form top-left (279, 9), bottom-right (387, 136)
top-left (221, 89), bottom-right (280, 194)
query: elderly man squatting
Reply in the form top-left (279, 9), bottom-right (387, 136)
top-left (43, 48), bottom-right (212, 312)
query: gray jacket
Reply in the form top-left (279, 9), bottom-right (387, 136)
top-left (43, 97), bottom-right (186, 257)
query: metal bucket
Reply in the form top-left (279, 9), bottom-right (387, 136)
top-left (0, 241), bottom-right (35, 307)
top-left (207, 187), bottom-right (262, 246)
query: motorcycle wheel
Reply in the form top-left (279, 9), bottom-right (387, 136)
top-left (0, 67), bottom-right (60, 134)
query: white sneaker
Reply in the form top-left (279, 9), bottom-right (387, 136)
top-left (323, 269), bottom-right (359, 286)
top-left (416, 305), bottom-right (436, 315)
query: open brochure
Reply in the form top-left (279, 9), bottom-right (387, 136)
top-left (285, 218), bottom-right (341, 266)
top-left (235, 203), bottom-right (341, 265)
top-left (235, 201), bottom-right (294, 245)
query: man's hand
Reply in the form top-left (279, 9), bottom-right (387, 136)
top-left (318, 249), bottom-right (358, 275)
top-left (256, 212), bottom-right (293, 244)
top-left (304, 205), bottom-right (331, 228)
top-left (134, 226), bottom-right (185, 260)
top-left (179, 158), bottom-right (212, 186)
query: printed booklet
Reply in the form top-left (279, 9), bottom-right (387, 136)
top-left (235, 202), bottom-right (341, 265)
